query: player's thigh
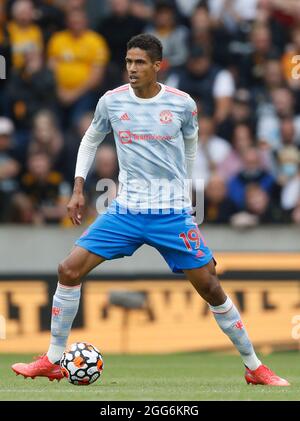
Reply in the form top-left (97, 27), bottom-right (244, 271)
top-left (146, 211), bottom-right (213, 273)
top-left (58, 245), bottom-right (105, 285)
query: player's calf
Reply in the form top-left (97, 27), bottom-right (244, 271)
top-left (184, 261), bottom-right (226, 305)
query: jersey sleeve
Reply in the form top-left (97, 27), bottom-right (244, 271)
top-left (182, 96), bottom-right (198, 139)
top-left (91, 94), bottom-right (112, 134)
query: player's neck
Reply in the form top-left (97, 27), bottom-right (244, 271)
top-left (132, 82), bottom-right (161, 99)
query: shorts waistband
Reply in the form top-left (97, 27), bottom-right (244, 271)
top-left (107, 200), bottom-right (193, 215)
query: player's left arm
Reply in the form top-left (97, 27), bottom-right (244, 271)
top-left (182, 97), bottom-right (198, 180)
top-left (68, 95), bottom-right (112, 225)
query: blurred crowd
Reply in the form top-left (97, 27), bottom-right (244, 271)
top-left (0, 0), bottom-right (300, 227)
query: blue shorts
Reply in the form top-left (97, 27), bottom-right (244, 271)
top-left (76, 201), bottom-right (213, 273)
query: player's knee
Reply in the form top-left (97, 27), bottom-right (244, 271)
top-left (58, 261), bottom-right (81, 285)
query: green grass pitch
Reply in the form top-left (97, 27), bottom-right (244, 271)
top-left (0, 352), bottom-right (299, 401)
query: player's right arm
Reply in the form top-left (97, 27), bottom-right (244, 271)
top-left (67, 95), bottom-right (112, 225)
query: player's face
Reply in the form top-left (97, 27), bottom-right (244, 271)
top-left (125, 48), bottom-right (160, 89)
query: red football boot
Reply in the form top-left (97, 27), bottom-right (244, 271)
top-left (245, 364), bottom-right (290, 386)
top-left (12, 355), bottom-right (63, 381)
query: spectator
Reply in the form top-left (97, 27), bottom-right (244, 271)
top-left (0, 1), bottom-right (11, 114)
top-left (7, 0), bottom-right (43, 70)
top-left (227, 147), bottom-right (276, 209)
top-left (204, 173), bottom-right (237, 223)
top-left (64, 111), bottom-right (94, 183)
top-left (34, 0), bottom-right (65, 43)
top-left (218, 123), bottom-right (254, 181)
top-left (218, 88), bottom-right (256, 141)
top-left (192, 115), bottom-right (231, 186)
top-left (189, 3), bottom-right (212, 55)
top-left (16, 151), bottom-right (70, 224)
top-left (63, 0), bottom-right (87, 13)
top-left (207, 0), bottom-right (258, 33)
top-left (0, 117), bottom-right (20, 222)
top-left (269, 0), bottom-right (300, 27)
top-left (239, 23), bottom-right (277, 87)
top-left (250, 1), bottom-right (289, 51)
top-left (175, 0), bottom-right (199, 20)
top-left (48, 8), bottom-right (110, 128)
top-left (257, 87), bottom-right (300, 151)
top-left (97, 0), bottom-right (146, 71)
top-left (5, 50), bottom-right (56, 139)
top-left (189, 3), bottom-right (231, 68)
top-left (87, 145), bottom-right (119, 218)
top-left (276, 145), bottom-right (300, 187)
top-left (254, 57), bottom-right (285, 109)
top-left (60, 0), bottom-right (111, 30)
top-left (28, 110), bottom-right (65, 172)
top-left (130, 0), bottom-right (153, 21)
top-left (145, 0), bottom-right (189, 69)
top-left (281, 24), bottom-right (300, 111)
top-left (92, 144), bottom-right (118, 180)
top-left (279, 115), bottom-right (299, 146)
top-left (230, 182), bottom-right (283, 227)
top-left (166, 45), bottom-right (235, 125)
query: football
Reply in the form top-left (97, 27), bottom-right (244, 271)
top-left (60, 342), bottom-right (104, 385)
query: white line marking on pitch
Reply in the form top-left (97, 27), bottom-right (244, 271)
top-left (0, 389), bottom-right (101, 393)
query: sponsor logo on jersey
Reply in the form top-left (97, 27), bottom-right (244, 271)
top-left (159, 110), bottom-right (173, 124)
top-left (118, 130), bottom-right (175, 144)
top-left (119, 130), bottom-right (132, 144)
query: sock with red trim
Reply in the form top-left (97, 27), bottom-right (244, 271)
top-left (209, 296), bottom-right (261, 370)
top-left (47, 282), bottom-right (81, 364)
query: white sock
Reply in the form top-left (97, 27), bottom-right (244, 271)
top-left (209, 296), bottom-right (261, 371)
top-left (47, 344), bottom-right (65, 364)
top-left (47, 282), bottom-right (81, 364)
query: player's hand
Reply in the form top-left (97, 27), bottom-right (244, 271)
top-left (67, 192), bottom-right (85, 225)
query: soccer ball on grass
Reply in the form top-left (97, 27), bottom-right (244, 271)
top-left (60, 342), bottom-right (104, 385)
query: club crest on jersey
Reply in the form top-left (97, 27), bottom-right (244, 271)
top-left (160, 110), bottom-right (173, 124)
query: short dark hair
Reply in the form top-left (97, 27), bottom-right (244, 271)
top-left (127, 34), bottom-right (163, 62)
top-left (155, 0), bottom-right (174, 12)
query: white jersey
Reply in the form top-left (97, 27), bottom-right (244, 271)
top-left (91, 83), bottom-right (198, 210)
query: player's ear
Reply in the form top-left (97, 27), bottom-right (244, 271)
top-left (154, 61), bottom-right (161, 73)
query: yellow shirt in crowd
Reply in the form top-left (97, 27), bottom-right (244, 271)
top-left (7, 21), bottom-right (43, 69)
top-left (47, 30), bottom-right (110, 90)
